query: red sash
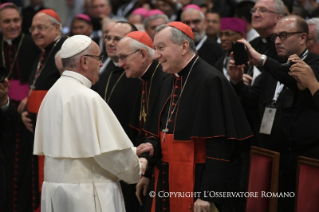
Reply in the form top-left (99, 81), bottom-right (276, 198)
top-left (27, 89), bottom-right (48, 195)
top-left (151, 133), bottom-right (206, 212)
top-left (27, 90), bottom-right (48, 114)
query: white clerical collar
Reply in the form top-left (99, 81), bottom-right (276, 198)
top-left (4, 38), bottom-right (12, 45)
top-left (139, 62), bottom-right (152, 81)
top-left (175, 54), bottom-right (197, 77)
top-left (62, 70), bottom-right (92, 88)
top-left (113, 61), bottom-right (119, 66)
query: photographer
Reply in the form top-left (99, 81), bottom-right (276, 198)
top-left (228, 15), bottom-right (319, 211)
top-left (0, 77), bottom-right (19, 209)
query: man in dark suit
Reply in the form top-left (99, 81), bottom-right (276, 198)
top-left (0, 77), bottom-right (19, 211)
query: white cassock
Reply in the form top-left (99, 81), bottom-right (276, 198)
top-left (33, 70), bottom-right (140, 212)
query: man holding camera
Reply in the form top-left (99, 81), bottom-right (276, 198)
top-left (214, 18), bottom-right (246, 82)
top-left (0, 77), bottom-right (19, 211)
top-left (229, 15), bottom-right (319, 211)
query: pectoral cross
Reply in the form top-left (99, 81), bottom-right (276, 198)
top-left (142, 106), bottom-right (147, 122)
top-left (161, 128), bottom-right (169, 142)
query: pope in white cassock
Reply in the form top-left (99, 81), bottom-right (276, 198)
top-left (33, 35), bottom-right (145, 212)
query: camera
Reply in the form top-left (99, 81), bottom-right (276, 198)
top-left (0, 66), bottom-right (6, 83)
top-left (281, 61), bottom-right (295, 72)
top-left (232, 42), bottom-right (249, 66)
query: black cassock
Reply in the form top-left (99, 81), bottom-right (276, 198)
top-left (197, 37), bottom-right (223, 67)
top-left (141, 56), bottom-right (253, 212)
top-left (0, 33), bottom-right (40, 212)
top-left (0, 101), bottom-right (19, 211)
top-left (130, 60), bottom-right (169, 145)
top-left (94, 61), bottom-right (141, 212)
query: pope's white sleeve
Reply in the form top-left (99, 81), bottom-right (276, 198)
top-left (93, 147), bottom-right (141, 184)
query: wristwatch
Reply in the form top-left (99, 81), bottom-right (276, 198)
top-left (259, 54), bottom-right (267, 66)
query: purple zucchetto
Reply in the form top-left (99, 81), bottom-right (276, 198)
top-left (220, 18), bottom-right (247, 34)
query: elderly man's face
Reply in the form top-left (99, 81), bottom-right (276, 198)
top-left (182, 9), bottom-right (206, 42)
top-left (251, 0), bottom-right (281, 34)
top-left (117, 38), bottom-right (144, 78)
top-left (272, 18), bottom-right (306, 58)
top-left (220, 30), bottom-right (244, 53)
top-left (153, 27), bottom-right (184, 73)
top-left (0, 8), bottom-right (22, 40)
top-left (146, 17), bottom-right (167, 41)
top-left (71, 19), bottom-right (92, 36)
top-left (105, 23), bottom-right (132, 61)
top-left (92, 0), bottom-right (111, 18)
top-left (85, 43), bottom-right (102, 84)
top-left (31, 13), bottom-right (60, 49)
top-left (307, 24), bottom-right (319, 55)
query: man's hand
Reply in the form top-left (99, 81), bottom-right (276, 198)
top-left (136, 142), bottom-right (154, 157)
top-left (0, 78), bottom-right (9, 106)
top-left (193, 198), bottom-right (211, 212)
top-left (228, 52), bottom-right (245, 84)
top-left (243, 74), bottom-right (253, 86)
top-left (236, 39), bottom-right (262, 66)
top-left (17, 97), bottom-right (28, 113)
top-left (21, 111), bottom-right (33, 133)
top-left (288, 54), bottom-right (318, 93)
top-left (136, 176), bottom-right (150, 205)
top-left (139, 158), bottom-right (148, 175)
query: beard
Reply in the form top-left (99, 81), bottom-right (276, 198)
top-left (194, 30), bottom-right (206, 43)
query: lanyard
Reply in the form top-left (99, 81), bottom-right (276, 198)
top-left (272, 82), bottom-right (284, 103)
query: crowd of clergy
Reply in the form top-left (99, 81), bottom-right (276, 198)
top-left (1, 0), bottom-right (319, 211)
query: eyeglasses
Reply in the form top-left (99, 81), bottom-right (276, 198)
top-left (29, 24), bottom-right (56, 33)
top-left (118, 49), bottom-right (140, 61)
top-left (270, 32), bottom-right (303, 41)
top-left (84, 54), bottom-right (104, 62)
top-left (219, 31), bottom-right (237, 38)
top-left (184, 19), bottom-right (202, 26)
top-left (250, 7), bottom-right (278, 14)
top-left (104, 35), bottom-right (122, 43)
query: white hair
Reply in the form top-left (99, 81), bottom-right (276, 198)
top-left (48, 16), bottom-right (62, 32)
top-left (181, 8), bottom-right (205, 21)
top-left (306, 18), bottom-right (319, 43)
top-left (128, 37), bottom-right (155, 59)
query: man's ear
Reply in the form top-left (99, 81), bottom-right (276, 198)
top-left (181, 40), bottom-right (190, 56)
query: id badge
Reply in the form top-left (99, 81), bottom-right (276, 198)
top-left (259, 106), bottom-right (277, 135)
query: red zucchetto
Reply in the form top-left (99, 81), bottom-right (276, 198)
top-left (38, 9), bottom-right (61, 23)
top-left (126, 31), bottom-right (154, 49)
top-left (167, 21), bottom-right (194, 41)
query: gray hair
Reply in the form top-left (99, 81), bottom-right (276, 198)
top-left (48, 16), bottom-right (62, 32)
top-left (62, 45), bottom-right (91, 69)
top-left (307, 18), bottom-right (319, 43)
top-left (155, 24), bottom-right (196, 53)
top-left (144, 14), bottom-right (169, 29)
top-left (273, 0), bottom-right (285, 16)
top-left (181, 8), bottom-right (205, 21)
top-left (128, 37), bottom-right (155, 59)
